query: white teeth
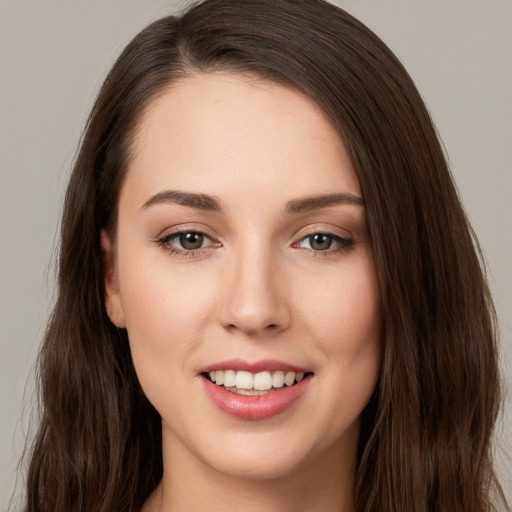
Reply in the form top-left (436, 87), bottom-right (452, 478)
top-left (284, 371), bottom-right (295, 387)
top-left (253, 371), bottom-right (273, 391)
top-left (235, 371), bottom-right (254, 390)
top-left (228, 388), bottom-right (272, 396)
top-left (223, 370), bottom-right (236, 387)
top-left (272, 370), bottom-right (285, 388)
top-left (208, 369), bottom-right (308, 391)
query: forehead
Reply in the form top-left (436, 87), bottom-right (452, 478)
top-left (123, 72), bottom-right (361, 207)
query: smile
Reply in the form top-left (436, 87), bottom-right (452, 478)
top-left (199, 359), bottom-right (314, 420)
top-left (205, 370), bottom-right (308, 395)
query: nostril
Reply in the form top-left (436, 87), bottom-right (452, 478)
top-left (224, 322), bottom-right (279, 335)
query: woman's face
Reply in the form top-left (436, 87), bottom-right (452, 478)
top-left (103, 73), bottom-right (382, 481)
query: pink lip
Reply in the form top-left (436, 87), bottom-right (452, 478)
top-left (201, 373), bottom-right (313, 420)
top-left (199, 358), bottom-right (310, 374)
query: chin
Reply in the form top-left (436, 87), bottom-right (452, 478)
top-left (205, 449), bottom-right (309, 482)
top-left (191, 425), bottom-right (344, 483)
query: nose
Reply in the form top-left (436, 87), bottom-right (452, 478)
top-left (218, 246), bottom-right (291, 337)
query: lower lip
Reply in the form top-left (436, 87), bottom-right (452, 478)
top-left (201, 375), bottom-right (312, 420)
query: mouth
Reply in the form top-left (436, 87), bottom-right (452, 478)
top-left (199, 360), bottom-right (314, 420)
top-left (202, 369), bottom-right (313, 396)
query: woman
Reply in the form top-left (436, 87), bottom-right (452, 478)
top-left (23, 0), bottom-right (508, 511)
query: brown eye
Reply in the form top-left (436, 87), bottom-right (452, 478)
top-left (157, 230), bottom-right (213, 253)
top-left (179, 232), bottom-right (205, 250)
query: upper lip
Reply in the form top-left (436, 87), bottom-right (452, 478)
top-left (199, 358), bottom-right (311, 374)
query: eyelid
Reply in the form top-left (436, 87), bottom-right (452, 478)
top-left (293, 224), bottom-right (353, 242)
top-left (155, 223), bottom-right (219, 241)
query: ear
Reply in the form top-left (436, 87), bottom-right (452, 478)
top-left (100, 230), bottom-right (127, 328)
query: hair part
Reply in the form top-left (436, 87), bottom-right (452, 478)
top-left (24, 1), bottom-right (507, 511)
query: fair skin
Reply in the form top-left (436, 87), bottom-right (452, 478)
top-left (102, 73), bottom-right (382, 512)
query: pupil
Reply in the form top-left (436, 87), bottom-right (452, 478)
top-left (311, 234), bottom-right (332, 250)
top-left (180, 232), bottom-right (204, 250)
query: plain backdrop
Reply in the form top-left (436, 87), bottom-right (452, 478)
top-left (1, 0), bottom-right (511, 508)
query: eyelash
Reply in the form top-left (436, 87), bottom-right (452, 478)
top-left (154, 228), bottom-right (354, 258)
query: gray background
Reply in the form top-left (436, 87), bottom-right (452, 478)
top-left (1, 0), bottom-right (510, 508)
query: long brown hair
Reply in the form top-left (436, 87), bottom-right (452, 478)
top-left (23, 1), bottom-right (508, 510)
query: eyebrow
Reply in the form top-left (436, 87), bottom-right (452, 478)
top-left (284, 192), bottom-right (364, 214)
top-left (140, 189), bottom-right (364, 214)
top-left (141, 190), bottom-right (222, 212)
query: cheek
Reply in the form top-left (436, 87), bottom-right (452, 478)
top-left (298, 257), bottom-right (382, 406)
top-left (301, 258), bottom-right (382, 354)
top-left (116, 256), bottom-right (216, 381)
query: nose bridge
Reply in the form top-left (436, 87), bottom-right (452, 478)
top-left (219, 237), bottom-right (290, 335)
